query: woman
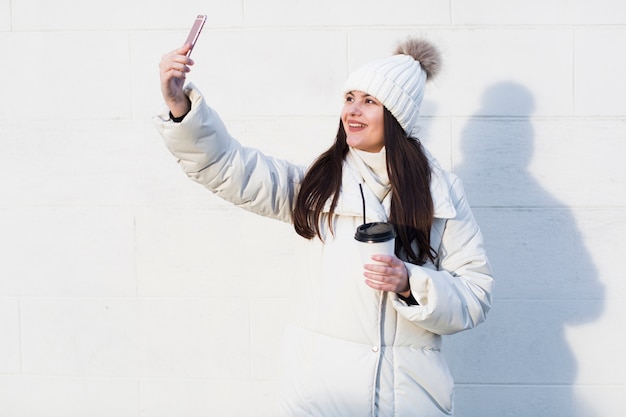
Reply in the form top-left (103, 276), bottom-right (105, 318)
top-left (155, 37), bottom-right (493, 417)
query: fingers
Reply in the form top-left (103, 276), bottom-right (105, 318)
top-left (178, 43), bottom-right (193, 56)
top-left (363, 266), bottom-right (403, 285)
top-left (160, 46), bottom-right (195, 77)
top-left (363, 255), bottom-right (409, 293)
top-left (158, 44), bottom-right (195, 117)
top-left (370, 254), bottom-right (400, 266)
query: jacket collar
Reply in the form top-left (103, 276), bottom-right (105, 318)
top-left (324, 150), bottom-right (457, 220)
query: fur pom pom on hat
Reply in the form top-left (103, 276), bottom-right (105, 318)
top-left (343, 38), bottom-right (441, 137)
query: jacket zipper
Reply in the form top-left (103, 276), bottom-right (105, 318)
top-left (371, 290), bottom-right (387, 417)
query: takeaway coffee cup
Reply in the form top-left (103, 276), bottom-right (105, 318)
top-left (354, 222), bottom-right (396, 267)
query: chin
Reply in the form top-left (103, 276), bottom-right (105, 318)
top-left (346, 138), bottom-right (360, 149)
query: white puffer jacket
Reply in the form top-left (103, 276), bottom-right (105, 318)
top-left (154, 84), bottom-right (494, 417)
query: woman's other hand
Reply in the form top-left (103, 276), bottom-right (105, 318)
top-left (159, 44), bottom-right (194, 118)
top-left (363, 254), bottom-right (411, 297)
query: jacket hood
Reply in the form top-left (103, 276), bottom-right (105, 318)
top-left (425, 149), bottom-right (457, 219)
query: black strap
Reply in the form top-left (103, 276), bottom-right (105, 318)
top-left (397, 292), bottom-right (419, 306)
top-left (169, 111), bottom-right (188, 123)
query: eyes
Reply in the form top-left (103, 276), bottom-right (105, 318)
top-left (345, 93), bottom-right (380, 106)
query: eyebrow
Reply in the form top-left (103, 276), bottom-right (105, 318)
top-left (346, 91), bottom-right (377, 100)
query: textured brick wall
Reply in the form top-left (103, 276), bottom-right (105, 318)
top-left (1, 1), bottom-right (624, 416)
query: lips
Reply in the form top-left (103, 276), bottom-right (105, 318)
top-left (347, 120), bottom-right (367, 131)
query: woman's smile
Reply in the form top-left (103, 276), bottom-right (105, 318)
top-left (347, 120), bottom-right (368, 131)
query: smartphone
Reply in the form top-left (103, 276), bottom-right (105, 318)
top-left (185, 14), bottom-right (207, 56)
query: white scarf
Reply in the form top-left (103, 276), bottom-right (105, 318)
top-left (347, 147), bottom-right (391, 202)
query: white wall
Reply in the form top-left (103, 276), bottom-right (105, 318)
top-left (1, 1), bottom-right (625, 416)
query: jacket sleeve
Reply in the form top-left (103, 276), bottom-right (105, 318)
top-left (392, 176), bottom-right (494, 335)
top-left (153, 84), bottom-right (305, 223)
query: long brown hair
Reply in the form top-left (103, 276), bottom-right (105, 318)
top-left (293, 108), bottom-right (435, 265)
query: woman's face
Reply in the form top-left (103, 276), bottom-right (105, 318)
top-left (342, 90), bottom-right (385, 153)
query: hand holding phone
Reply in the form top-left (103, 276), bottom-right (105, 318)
top-left (185, 14), bottom-right (207, 56)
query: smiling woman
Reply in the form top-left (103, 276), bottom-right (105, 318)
top-left (155, 37), bottom-right (493, 417)
top-left (342, 91), bottom-right (385, 152)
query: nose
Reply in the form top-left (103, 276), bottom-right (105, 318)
top-left (347, 101), bottom-right (361, 115)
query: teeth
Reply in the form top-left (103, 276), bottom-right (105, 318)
top-left (349, 123), bottom-right (366, 128)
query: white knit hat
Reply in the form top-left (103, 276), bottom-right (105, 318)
top-left (343, 38), bottom-right (441, 137)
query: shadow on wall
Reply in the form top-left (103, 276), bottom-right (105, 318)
top-left (445, 82), bottom-right (605, 417)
